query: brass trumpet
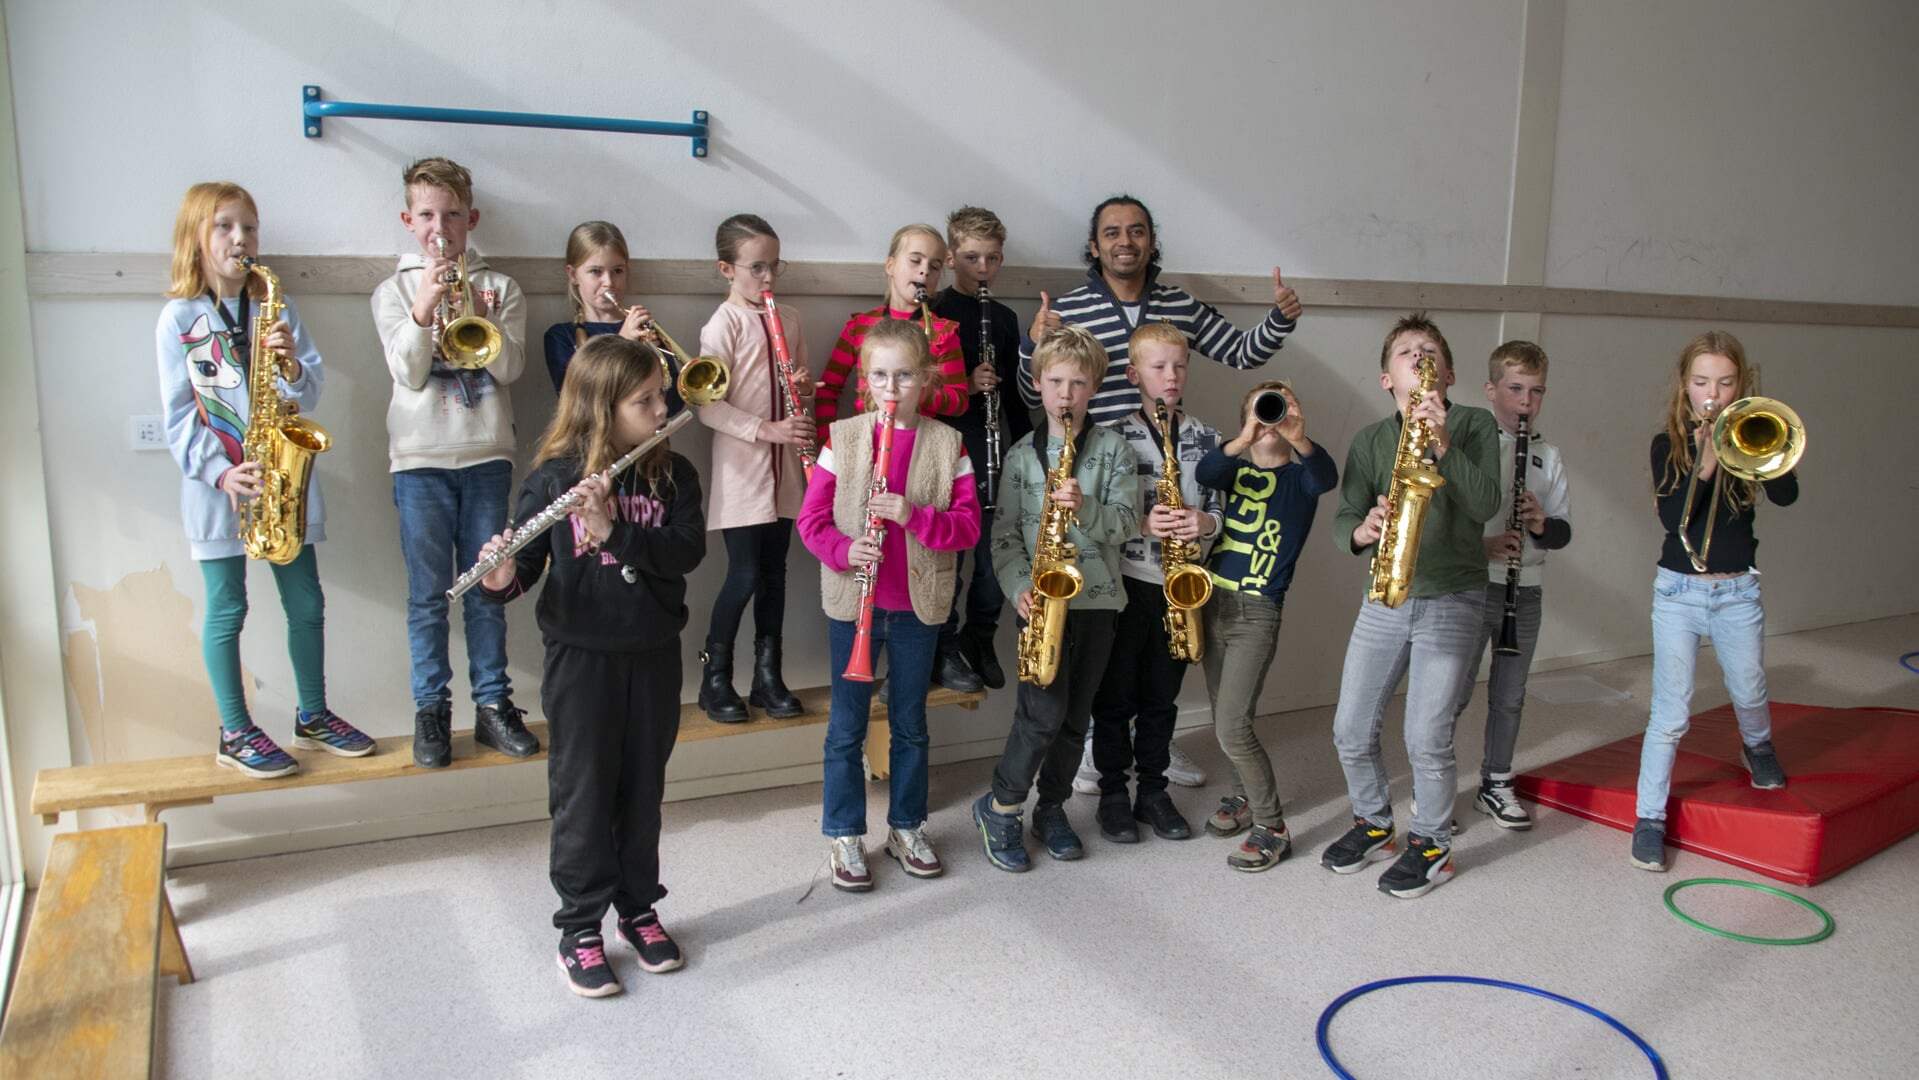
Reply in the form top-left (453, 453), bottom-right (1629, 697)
top-left (434, 235), bottom-right (503, 370)
top-left (600, 289), bottom-right (730, 401)
top-left (1677, 395), bottom-right (1806, 571)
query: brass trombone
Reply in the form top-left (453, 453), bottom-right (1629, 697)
top-left (434, 235), bottom-right (504, 370)
top-left (1677, 395), bottom-right (1806, 571)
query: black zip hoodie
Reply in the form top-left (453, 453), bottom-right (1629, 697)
top-left (480, 452), bottom-right (706, 651)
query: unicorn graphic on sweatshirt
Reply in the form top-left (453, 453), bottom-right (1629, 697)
top-left (180, 312), bottom-right (247, 464)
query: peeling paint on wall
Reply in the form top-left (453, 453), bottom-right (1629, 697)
top-left (62, 564), bottom-right (253, 766)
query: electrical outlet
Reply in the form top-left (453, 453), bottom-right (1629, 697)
top-left (130, 415), bottom-right (166, 451)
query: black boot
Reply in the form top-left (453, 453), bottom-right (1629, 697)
top-left (748, 635), bottom-right (805, 719)
top-left (961, 623), bottom-right (1004, 690)
top-left (933, 635), bottom-right (984, 693)
top-left (413, 702), bottom-right (452, 769)
top-left (698, 641), bottom-right (748, 723)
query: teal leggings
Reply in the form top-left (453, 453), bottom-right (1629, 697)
top-left (200, 546), bottom-right (327, 732)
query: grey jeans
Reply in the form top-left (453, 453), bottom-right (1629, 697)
top-left (1201, 589), bottom-right (1286, 827)
top-left (1330, 588), bottom-right (1485, 845)
top-left (1451, 581), bottom-right (1543, 779)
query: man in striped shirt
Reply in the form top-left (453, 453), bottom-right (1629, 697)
top-left (1017, 195), bottom-right (1303, 428)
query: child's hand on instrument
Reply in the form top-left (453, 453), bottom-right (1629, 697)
top-left (867, 491), bottom-right (914, 525)
top-left (1408, 393), bottom-right (1451, 458)
top-left (479, 527), bottom-right (518, 591)
top-left (1484, 530), bottom-right (1524, 561)
top-left (263, 320), bottom-right (301, 379)
top-left (847, 535), bottom-right (882, 569)
top-left (970, 361), bottom-right (999, 394)
top-left (759, 415), bottom-right (813, 445)
top-left (1353, 494), bottom-right (1389, 548)
top-left (1517, 490), bottom-right (1545, 533)
top-left (791, 364), bottom-right (815, 398)
top-left (411, 257), bottom-right (451, 327)
top-left (569, 474), bottom-right (613, 545)
top-left (218, 462), bottom-right (263, 512)
top-left (1693, 422), bottom-right (1719, 481)
top-left (1015, 588), bottom-right (1034, 621)
top-left (1273, 387), bottom-right (1307, 446)
top-left (1051, 477), bottom-right (1082, 512)
top-left (616, 305), bottom-right (653, 341)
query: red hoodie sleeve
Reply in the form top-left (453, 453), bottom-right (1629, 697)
top-left (922, 318), bottom-right (968, 419)
top-left (816, 316), bottom-right (864, 443)
top-left (796, 446), bottom-right (856, 573)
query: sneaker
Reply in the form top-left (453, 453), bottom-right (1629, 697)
top-left (1072, 735), bottom-right (1100, 796)
top-left (557, 930), bottom-right (621, 998)
top-left (615, 910), bottom-right (684, 973)
top-left (1227, 824), bottom-right (1292, 873)
top-left (1165, 740), bottom-right (1207, 787)
top-left (1031, 801), bottom-right (1084, 861)
top-left (1321, 817), bottom-right (1396, 875)
top-left (1742, 740), bottom-right (1787, 790)
top-left (971, 793), bottom-right (1029, 873)
top-left (216, 725), bottom-right (300, 779)
top-left (1631, 818), bottom-right (1668, 872)
top-left (885, 826), bottom-right (944, 878)
top-left (1206, 795), bottom-right (1253, 838)
top-left (1474, 776), bottom-right (1533, 830)
top-left (475, 700), bottom-right (540, 758)
top-left (412, 702), bottom-right (451, 769)
top-left (1096, 795), bottom-right (1140, 844)
top-left (1377, 834), bottom-right (1455, 898)
top-left (291, 709), bottom-right (375, 758)
top-left (830, 836), bottom-right (873, 891)
top-left (1133, 788), bottom-right (1193, 840)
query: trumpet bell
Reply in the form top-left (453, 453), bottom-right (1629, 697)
top-left (1714, 396), bottom-right (1806, 480)
top-left (678, 354), bottom-right (730, 406)
top-left (441, 314), bottom-right (503, 370)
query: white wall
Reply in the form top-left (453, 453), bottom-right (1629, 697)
top-left (6, 0), bottom-right (1915, 867)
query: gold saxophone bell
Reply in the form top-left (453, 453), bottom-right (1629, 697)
top-left (1677, 395), bottom-right (1806, 571)
top-left (435, 237), bottom-right (503, 370)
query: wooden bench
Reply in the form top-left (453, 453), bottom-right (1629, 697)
top-left (32, 685), bottom-right (987, 824)
top-left (0, 824), bottom-right (192, 1079)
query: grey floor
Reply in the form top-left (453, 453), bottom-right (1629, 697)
top-left (156, 615), bottom-right (1919, 1079)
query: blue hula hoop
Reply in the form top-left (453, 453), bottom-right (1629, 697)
top-left (1900, 651), bottom-right (1919, 676)
top-left (1316, 975), bottom-right (1670, 1079)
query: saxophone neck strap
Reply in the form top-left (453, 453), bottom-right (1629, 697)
top-left (206, 283), bottom-right (252, 370)
top-left (1034, 420), bottom-right (1093, 475)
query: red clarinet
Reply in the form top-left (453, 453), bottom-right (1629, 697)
top-left (843, 399), bottom-right (899, 682)
top-left (761, 290), bottom-right (816, 484)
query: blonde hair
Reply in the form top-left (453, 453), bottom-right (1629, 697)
top-left (533, 335), bottom-right (674, 494)
top-left (888, 223), bottom-right (945, 260)
top-left (858, 319), bottom-right (934, 412)
top-left (1127, 320), bottom-right (1188, 364)
top-left (563, 221), bottom-right (630, 335)
top-left (1031, 325), bottom-right (1107, 384)
top-left (1488, 340), bottom-right (1548, 382)
top-left (168, 182), bottom-right (258, 299)
top-left (1655, 330), bottom-right (1758, 510)
top-left (402, 157), bottom-right (474, 209)
top-left (945, 206), bottom-right (1006, 249)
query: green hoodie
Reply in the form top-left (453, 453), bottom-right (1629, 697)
top-left (1333, 401), bottom-right (1501, 599)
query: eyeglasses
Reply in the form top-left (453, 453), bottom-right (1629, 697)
top-left (865, 370), bottom-right (920, 387)
top-left (728, 260), bottom-right (786, 279)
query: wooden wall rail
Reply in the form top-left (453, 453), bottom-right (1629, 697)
top-left (26, 253), bottom-right (1919, 329)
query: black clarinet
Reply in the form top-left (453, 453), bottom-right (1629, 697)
top-left (1494, 415), bottom-right (1532, 655)
top-left (978, 282), bottom-right (1002, 506)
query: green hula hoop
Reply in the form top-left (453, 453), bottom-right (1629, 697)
top-left (1662, 878), bottom-right (1835, 945)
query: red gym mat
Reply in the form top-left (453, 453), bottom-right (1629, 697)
top-left (1516, 703), bottom-right (1919, 886)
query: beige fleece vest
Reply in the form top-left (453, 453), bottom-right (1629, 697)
top-left (822, 415), bottom-right (961, 625)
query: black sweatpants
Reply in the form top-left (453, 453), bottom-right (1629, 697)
top-left (990, 609), bottom-right (1118, 807)
top-left (1089, 577), bottom-right (1192, 798)
top-left (544, 638), bottom-right (681, 933)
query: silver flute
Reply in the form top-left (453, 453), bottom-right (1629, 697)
top-left (978, 282), bottom-right (1002, 506)
top-left (446, 411), bottom-right (693, 601)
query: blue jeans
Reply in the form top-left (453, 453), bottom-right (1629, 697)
top-left (1330, 589), bottom-right (1485, 845)
top-left (1636, 567), bottom-right (1770, 821)
top-left (393, 461), bottom-right (513, 708)
top-left (822, 608), bottom-right (941, 837)
top-left (941, 508), bottom-right (1004, 642)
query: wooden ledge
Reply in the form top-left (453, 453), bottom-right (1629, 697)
top-left (31, 685), bottom-right (986, 824)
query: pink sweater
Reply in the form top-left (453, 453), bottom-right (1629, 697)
top-left (797, 424), bottom-right (980, 614)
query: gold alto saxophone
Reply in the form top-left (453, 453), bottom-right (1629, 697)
top-left (237, 257), bottom-right (331, 565)
top-left (1154, 400), bottom-right (1212, 663)
top-left (1017, 410), bottom-right (1085, 687)
top-left (1367, 354), bottom-right (1446, 607)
